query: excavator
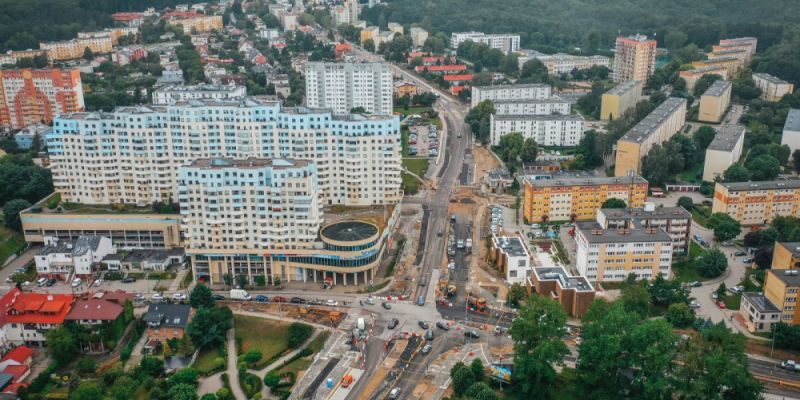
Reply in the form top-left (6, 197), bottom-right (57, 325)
top-left (467, 293), bottom-right (487, 313)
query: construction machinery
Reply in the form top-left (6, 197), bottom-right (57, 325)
top-left (341, 374), bottom-right (354, 388)
top-left (446, 285), bottom-right (457, 297)
top-left (467, 293), bottom-right (487, 312)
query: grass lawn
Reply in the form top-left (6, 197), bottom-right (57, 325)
top-left (0, 224), bottom-right (25, 266)
top-left (691, 206), bottom-right (711, 228)
top-left (680, 163), bottom-right (703, 183)
top-left (394, 106), bottom-right (433, 117)
top-left (401, 127), bottom-right (409, 156)
top-left (275, 332), bottom-right (330, 387)
top-left (723, 293), bottom-right (742, 310)
top-left (193, 346), bottom-right (223, 374)
top-left (402, 158), bottom-right (429, 177)
top-left (234, 315), bottom-right (290, 361)
top-left (672, 261), bottom-right (704, 283)
top-left (689, 241), bottom-right (707, 259)
top-left (401, 172), bottom-right (419, 195)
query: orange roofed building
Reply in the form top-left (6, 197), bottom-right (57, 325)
top-left (0, 289), bottom-right (74, 346)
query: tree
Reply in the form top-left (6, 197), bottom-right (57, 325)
top-left (187, 306), bottom-right (233, 349)
top-left (707, 212), bottom-right (741, 242)
top-left (450, 362), bottom-right (475, 396)
top-left (236, 274), bottom-right (248, 289)
top-left (675, 323), bottom-right (762, 399)
top-left (139, 355), bottom-right (164, 377)
top-left (189, 284), bottom-right (215, 309)
top-left (746, 154), bottom-right (781, 181)
top-left (793, 149), bottom-right (800, 173)
top-left (169, 368), bottom-right (199, 386)
top-left (110, 376), bottom-right (138, 400)
top-left (363, 38), bottom-right (375, 52)
top-left (698, 248), bottom-right (728, 278)
top-left (519, 60), bottom-right (549, 84)
top-left (520, 137), bottom-right (538, 163)
top-left (647, 274), bottom-right (689, 307)
top-left (470, 358), bottom-right (485, 383)
top-left (167, 383), bottom-right (198, 400)
top-left (620, 277), bottom-right (652, 320)
top-left (509, 296), bottom-right (568, 399)
top-left (722, 163), bottom-right (751, 182)
top-left (76, 356), bottom-right (97, 374)
top-left (601, 198), bottom-right (626, 208)
top-left (264, 371), bottom-right (281, 389)
top-left (72, 381), bottom-right (103, 400)
top-left (716, 282), bottom-right (728, 300)
top-left (287, 322), bottom-right (314, 348)
top-left (692, 74), bottom-right (723, 97)
top-left (350, 106), bottom-right (367, 113)
top-left (693, 125), bottom-right (716, 150)
top-left (677, 196), bottom-right (694, 210)
top-left (465, 100), bottom-right (495, 144)
top-left (83, 47), bottom-right (94, 60)
top-left (497, 132), bottom-right (524, 163)
top-left (3, 199), bottom-right (31, 231)
top-left (46, 327), bottom-right (78, 364)
top-left (506, 282), bottom-right (527, 307)
top-left (665, 303), bottom-right (695, 328)
top-left (575, 130), bottom-right (605, 169)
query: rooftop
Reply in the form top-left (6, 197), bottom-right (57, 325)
top-left (473, 84), bottom-right (550, 91)
top-left (3, 290), bottom-right (74, 325)
top-left (493, 235), bottom-right (529, 258)
top-left (154, 83), bottom-right (245, 93)
top-left (526, 175), bottom-right (648, 188)
top-left (188, 157), bottom-right (311, 169)
top-left (619, 97), bottom-right (687, 144)
top-left (120, 248), bottom-right (184, 264)
top-left (719, 179), bottom-right (800, 192)
top-left (320, 220), bottom-right (378, 242)
top-left (742, 292), bottom-right (781, 313)
top-left (492, 113), bottom-right (583, 121)
top-left (144, 304), bottom-right (191, 328)
top-left (575, 220), bottom-right (672, 244)
top-left (777, 242), bottom-right (800, 258)
top-left (702, 80), bottom-right (732, 97)
top-left (784, 109), bottom-right (800, 133)
top-left (492, 97), bottom-right (569, 105)
top-left (66, 299), bottom-right (124, 321)
top-left (600, 206), bottom-right (691, 221)
top-left (707, 125), bottom-right (745, 152)
top-left (534, 266), bottom-right (594, 292)
top-left (605, 80), bottom-right (641, 96)
top-left (770, 269), bottom-right (800, 287)
top-left (753, 73), bottom-right (790, 85)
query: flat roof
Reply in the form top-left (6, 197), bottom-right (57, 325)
top-left (600, 206), bottom-right (691, 220)
top-left (155, 84), bottom-right (244, 93)
top-left (321, 220), bottom-right (378, 242)
top-left (753, 73), bottom-right (790, 85)
top-left (742, 292), bottom-right (780, 313)
top-left (527, 175), bottom-right (648, 187)
top-left (534, 266), bottom-right (593, 292)
top-left (707, 124), bottom-right (745, 152)
top-left (619, 97), bottom-right (686, 144)
top-left (492, 97), bottom-right (569, 105)
top-left (492, 114), bottom-right (583, 122)
top-left (777, 242), bottom-right (800, 258)
top-left (719, 179), bottom-right (800, 192)
top-left (473, 84), bottom-right (550, 91)
top-left (575, 221), bottom-right (672, 244)
top-left (493, 235), bottom-right (528, 257)
top-left (702, 80), bottom-right (732, 97)
top-left (770, 269), bottom-right (800, 287)
top-left (188, 157), bottom-right (311, 169)
top-left (605, 80), bottom-right (641, 96)
top-left (784, 109), bottom-right (800, 133)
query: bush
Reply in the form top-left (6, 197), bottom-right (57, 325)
top-left (264, 371), bottom-right (280, 389)
top-left (287, 323), bottom-right (313, 348)
top-left (665, 303), bottom-right (695, 328)
top-left (76, 356), bottom-right (97, 375)
top-left (240, 373), bottom-right (262, 398)
top-left (105, 271), bottom-right (124, 280)
top-left (243, 349), bottom-right (262, 365)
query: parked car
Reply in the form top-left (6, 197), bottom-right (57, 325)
top-left (122, 276), bottom-right (136, 283)
top-left (422, 344), bottom-right (432, 354)
top-left (781, 360), bottom-right (800, 372)
top-left (716, 300), bottom-right (727, 309)
top-left (388, 318), bottom-right (399, 329)
top-left (36, 278), bottom-right (47, 287)
top-left (690, 281), bottom-right (702, 288)
top-left (689, 301), bottom-right (701, 309)
top-left (464, 330), bottom-right (480, 339)
top-left (418, 320), bottom-right (430, 329)
top-left (425, 329), bottom-right (434, 340)
top-left (291, 297), bottom-right (306, 304)
top-left (272, 296), bottom-right (287, 303)
top-left (364, 297), bottom-right (375, 305)
top-left (255, 295), bottom-right (269, 303)
top-left (172, 293), bottom-right (187, 301)
top-left (93, 279), bottom-right (103, 287)
top-left (46, 278), bottom-right (56, 287)
top-left (742, 258), bottom-right (754, 263)
top-left (212, 294), bottom-right (226, 300)
top-left (309, 299), bottom-right (323, 305)
top-left (152, 293), bottom-right (164, 302)
top-left (734, 251), bottom-right (747, 257)
top-left (71, 278), bottom-right (82, 288)
top-left (389, 388), bottom-right (401, 399)
top-left (436, 321), bottom-right (450, 330)
top-left (382, 301), bottom-right (392, 310)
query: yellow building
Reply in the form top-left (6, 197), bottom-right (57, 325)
top-left (600, 80), bottom-right (642, 121)
top-left (740, 268), bottom-right (800, 331)
top-left (40, 36), bottom-right (113, 61)
top-left (678, 66), bottom-right (728, 92)
top-left (0, 49), bottom-right (49, 66)
top-left (614, 97), bottom-right (687, 177)
top-left (706, 48), bottom-right (748, 66)
top-left (692, 57), bottom-right (742, 77)
top-left (360, 26), bottom-right (379, 46)
top-left (78, 27), bottom-right (138, 46)
top-left (715, 37), bottom-right (758, 62)
top-left (702, 125), bottom-right (745, 182)
top-left (394, 81), bottom-right (418, 97)
top-left (167, 15), bottom-right (223, 34)
top-left (698, 80), bottom-right (731, 123)
top-left (753, 73), bottom-right (795, 102)
top-left (523, 176), bottom-right (648, 223)
top-left (773, 242), bottom-right (800, 270)
top-left (712, 180), bottom-right (800, 225)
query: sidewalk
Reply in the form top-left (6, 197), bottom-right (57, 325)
top-left (249, 330), bottom-right (322, 379)
top-left (225, 328), bottom-right (248, 400)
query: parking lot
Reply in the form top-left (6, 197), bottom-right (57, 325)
top-left (407, 122), bottom-right (439, 158)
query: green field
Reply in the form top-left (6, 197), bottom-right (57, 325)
top-left (403, 158), bottom-right (429, 177)
top-left (401, 172), bottom-right (419, 195)
top-left (691, 206), bottom-right (712, 228)
top-left (274, 332), bottom-right (330, 388)
top-left (0, 226), bottom-right (25, 266)
top-left (194, 346), bottom-right (224, 374)
top-left (234, 315), bottom-right (291, 362)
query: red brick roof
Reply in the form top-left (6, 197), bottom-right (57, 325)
top-left (450, 85), bottom-right (468, 95)
top-left (93, 290), bottom-right (134, 305)
top-left (1, 365), bottom-right (28, 383)
top-left (4, 292), bottom-right (74, 325)
top-left (416, 65), bottom-right (467, 73)
top-left (444, 74), bottom-right (474, 81)
top-left (66, 299), bottom-right (123, 322)
top-left (112, 12), bottom-right (142, 22)
top-left (3, 383), bottom-right (26, 394)
top-left (1, 347), bottom-right (32, 364)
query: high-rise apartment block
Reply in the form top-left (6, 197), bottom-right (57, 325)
top-left (46, 98), bottom-right (401, 207)
top-left (0, 68), bottom-right (85, 130)
top-left (698, 80), bottom-right (732, 123)
top-left (152, 84), bottom-right (247, 104)
top-left (305, 62), bottom-right (393, 116)
top-left (410, 27), bottom-right (429, 48)
top-left (614, 97), bottom-right (687, 177)
top-left (612, 34), bottom-right (657, 83)
top-left (491, 98), bottom-right (571, 116)
top-left (470, 84), bottom-right (552, 108)
top-left (450, 32), bottom-right (520, 54)
top-left (489, 114), bottom-right (585, 147)
top-left (600, 80), bottom-right (642, 121)
top-left (596, 204), bottom-right (692, 253)
top-left (712, 180), bottom-right (800, 225)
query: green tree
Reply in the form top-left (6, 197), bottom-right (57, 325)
top-left (746, 154), bottom-right (781, 181)
top-left (520, 138), bottom-right (538, 163)
top-left (470, 358), bottom-right (485, 383)
top-left (646, 274), bottom-right (690, 306)
top-left (187, 306), bottom-right (233, 349)
top-left (575, 130), bottom-right (605, 168)
top-left (450, 362), bottom-right (475, 396)
top-left (620, 279), bottom-right (652, 320)
top-left (236, 274), bottom-right (248, 289)
top-left (139, 355), bottom-right (164, 377)
top-left (167, 383), bottom-right (198, 400)
top-left (665, 303), bottom-right (695, 328)
top-left (716, 282), bottom-right (728, 300)
top-left (46, 327), bottom-right (78, 365)
top-left (465, 100), bottom-right (495, 144)
top-left (519, 59), bottom-right (549, 84)
top-left (110, 376), bottom-right (138, 400)
top-left (363, 38), bottom-right (375, 52)
top-left (693, 125), bottom-right (716, 150)
top-left (722, 163), bottom-right (751, 182)
top-left (698, 248), bottom-right (728, 278)
top-left (287, 322), bottom-right (314, 348)
top-left (692, 74), bottom-right (723, 97)
top-left (71, 381), bottom-right (103, 400)
top-left (793, 149), bottom-right (800, 173)
top-left (497, 132), bottom-right (524, 163)
top-left (677, 196), bottom-right (694, 210)
top-left (3, 199), bottom-right (31, 231)
top-left (76, 356), bottom-right (97, 374)
top-left (83, 46), bottom-right (94, 60)
top-left (169, 368), bottom-right (199, 386)
top-left (189, 284), bottom-right (215, 309)
top-left (506, 282), bottom-right (528, 307)
top-left (509, 296), bottom-right (568, 399)
top-left (601, 198), bottom-right (626, 208)
top-left (707, 212), bottom-right (741, 242)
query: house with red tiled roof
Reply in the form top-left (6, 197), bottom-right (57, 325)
top-left (0, 346), bottom-right (32, 370)
top-left (415, 64), bottom-right (467, 74)
top-left (443, 74), bottom-right (474, 84)
top-left (3, 382), bottom-right (27, 395)
top-left (0, 290), bottom-right (74, 346)
top-left (450, 85), bottom-right (469, 96)
top-left (1, 365), bottom-right (29, 383)
top-left (66, 299), bottom-right (124, 326)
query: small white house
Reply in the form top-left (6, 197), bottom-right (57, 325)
top-left (490, 235), bottom-right (532, 284)
top-left (35, 236), bottom-right (115, 279)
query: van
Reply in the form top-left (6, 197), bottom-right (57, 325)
top-left (36, 277), bottom-right (48, 286)
top-left (389, 388), bottom-right (401, 399)
top-left (420, 277), bottom-right (427, 286)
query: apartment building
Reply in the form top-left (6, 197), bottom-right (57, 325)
top-left (534, 53), bottom-right (610, 75)
top-left (35, 236), bottom-right (115, 280)
top-left (46, 98), bottom-right (401, 207)
top-left (522, 175), bottom-right (648, 223)
top-left (702, 125), bottom-right (745, 182)
top-left (596, 204), bottom-right (692, 253)
top-left (772, 242), bottom-right (800, 270)
top-left (151, 84), bottom-right (247, 104)
top-left (753, 73), bottom-right (795, 102)
top-left (489, 235), bottom-right (532, 284)
top-left (527, 266), bottom-right (595, 317)
top-left (470, 84), bottom-right (552, 108)
top-left (179, 157), bottom-right (322, 251)
top-left (740, 269), bottom-right (800, 332)
top-left (707, 48), bottom-right (748, 67)
top-left (39, 36), bottom-right (113, 61)
top-left (712, 180), bottom-right (800, 225)
top-left (410, 27), bottom-right (428, 48)
top-left (600, 80), bottom-right (642, 121)
top-left (698, 80), bottom-right (732, 123)
top-left (0, 68), bottom-right (84, 130)
top-left (678, 66), bottom-right (728, 92)
top-left (614, 97), bottom-right (687, 177)
top-left (0, 50), bottom-right (49, 67)
top-left (715, 37), bottom-right (758, 62)
top-left (781, 109), bottom-right (800, 153)
top-left (165, 14), bottom-right (223, 34)
top-left (691, 58), bottom-right (742, 77)
top-left (491, 98), bottom-right (571, 116)
top-left (450, 32), bottom-right (520, 54)
top-left (489, 114), bottom-right (585, 146)
top-left (77, 27), bottom-right (138, 46)
top-left (575, 216), bottom-right (674, 282)
top-left (360, 26), bottom-right (379, 45)
top-left (612, 34), bottom-right (657, 83)
top-left (304, 62), bottom-right (393, 116)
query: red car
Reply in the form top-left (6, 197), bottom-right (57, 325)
top-left (716, 300), bottom-right (727, 309)
top-left (272, 296), bottom-right (287, 303)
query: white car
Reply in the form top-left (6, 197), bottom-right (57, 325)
top-left (71, 278), bottom-right (82, 288)
top-left (689, 301), bottom-right (701, 309)
top-left (364, 298), bottom-right (375, 305)
top-left (326, 299), bottom-right (339, 306)
top-left (172, 293), bottom-right (187, 301)
top-left (152, 293), bottom-right (164, 302)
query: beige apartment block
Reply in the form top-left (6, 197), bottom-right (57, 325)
top-left (753, 73), bottom-right (795, 102)
top-left (712, 180), bottom-right (800, 225)
top-left (679, 66), bottom-right (728, 92)
top-left (702, 125), bottom-right (745, 182)
top-left (612, 34), bottom-right (657, 83)
top-left (600, 80), bottom-right (642, 120)
top-left (614, 97), bottom-right (687, 177)
top-left (698, 80), bottom-right (732, 123)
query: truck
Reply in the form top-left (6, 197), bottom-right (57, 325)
top-left (465, 238), bottom-right (473, 254)
top-left (230, 289), bottom-right (252, 301)
top-left (467, 293), bottom-right (487, 312)
top-left (357, 317), bottom-right (366, 332)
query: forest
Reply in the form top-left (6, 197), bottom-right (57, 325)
top-left (0, 0), bottom-right (203, 52)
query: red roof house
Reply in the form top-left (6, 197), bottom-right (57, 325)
top-left (0, 347), bottom-right (32, 367)
top-left (415, 64), bottom-right (467, 74)
top-left (2, 291), bottom-right (74, 345)
top-left (1, 365), bottom-right (29, 383)
top-left (443, 74), bottom-right (474, 84)
top-left (66, 299), bottom-right (124, 324)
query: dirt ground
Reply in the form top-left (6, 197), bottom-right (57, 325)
top-left (222, 301), bottom-right (346, 326)
top-left (473, 145), bottom-right (501, 179)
